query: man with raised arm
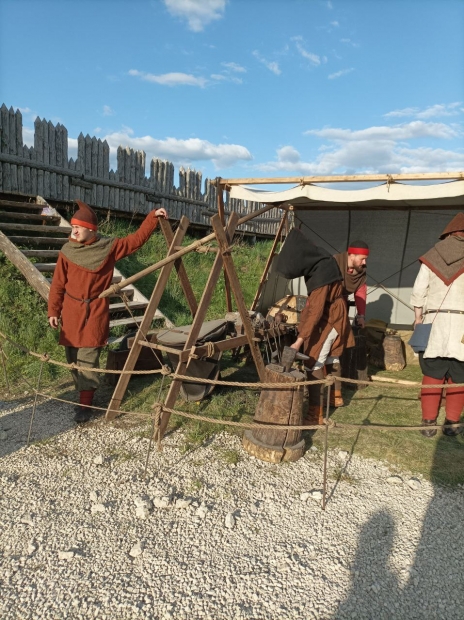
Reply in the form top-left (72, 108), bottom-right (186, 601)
top-left (48, 200), bottom-right (167, 423)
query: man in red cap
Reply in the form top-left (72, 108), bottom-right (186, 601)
top-left (48, 200), bottom-right (167, 423)
top-left (411, 212), bottom-right (464, 437)
top-left (327, 241), bottom-right (369, 407)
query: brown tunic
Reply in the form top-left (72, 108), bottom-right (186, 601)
top-left (297, 281), bottom-right (355, 367)
top-left (48, 211), bottom-right (160, 348)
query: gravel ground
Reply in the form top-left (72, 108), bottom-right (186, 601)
top-left (1, 395), bottom-right (464, 620)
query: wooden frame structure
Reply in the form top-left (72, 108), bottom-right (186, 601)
top-left (103, 170), bottom-right (464, 439)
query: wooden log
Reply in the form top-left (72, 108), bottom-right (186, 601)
top-left (383, 334), bottom-right (406, 371)
top-left (243, 365), bottom-right (305, 463)
top-left (0, 230), bottom-right (51, 301)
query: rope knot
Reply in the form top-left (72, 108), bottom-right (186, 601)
top-left (160, 364), bottom-right (171, 376)
top-left (40, 353), bottom-right (50, 362)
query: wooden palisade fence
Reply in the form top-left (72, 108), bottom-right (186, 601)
top-left (0, 104), bottom-right (281, 237)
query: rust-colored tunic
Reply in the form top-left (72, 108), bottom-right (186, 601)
top-left (297, 281), bottom-right (355, 367)
top-left (48, 212), bottom-right (160, 348)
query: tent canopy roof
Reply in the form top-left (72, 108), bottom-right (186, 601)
top-left (229, 179), bottom-right (464, 211)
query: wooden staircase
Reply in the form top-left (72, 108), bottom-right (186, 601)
top-left (0, 194), bottom-right (172, 336)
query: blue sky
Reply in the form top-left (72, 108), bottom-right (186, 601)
top-left (1, 0), bottom-right (463, 188)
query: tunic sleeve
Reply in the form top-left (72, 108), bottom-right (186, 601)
top-left (111, 211), bottom-right (160, 261)
top-left (297, 285), bottom-right (329, 340)
top-left (48, 253), bottom-right (68, 318)
top-left (410, 263), bottom-right (430, 309)
top-left (354, 283), bottom-right (367, 315)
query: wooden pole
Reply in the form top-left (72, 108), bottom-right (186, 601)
top-left (212, 213), bottom-right (266, 382)
top-left (250, 210), bottom-right (288, 311)
top-left (217, 179), bottom-right (233, 313)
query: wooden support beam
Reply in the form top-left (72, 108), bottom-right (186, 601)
top-left (211, 213), bottom-right (266, 382)
top-left (157, 215), bottom-right (240, 439)
top-left (0, 211), bottom-right (60, 224)
top-left (217, 180), bottom-right (233, 313)
top-left (159, 218), bottom-right (198, 318)
top-left (105, 216), bottom-right (191, 421)
top-left (0, 230), bottom-right (51, 301)
top-left (212, 171), bottom-right (464, 186)
top-left (138, 334), bottom-right (250, 361)
top-left (251, 210), bottom-right (288, 311)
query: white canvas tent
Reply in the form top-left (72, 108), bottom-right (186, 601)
top-left (228, 177), bottom-right (464, 328)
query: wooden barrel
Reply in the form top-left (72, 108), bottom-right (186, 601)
top-left (242, 364), bottom-right (305, 463)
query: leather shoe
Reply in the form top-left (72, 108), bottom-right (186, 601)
top-left (74, 405), bottom-right (93, 423)
top-left (420, 419), bottom-right (437, 438)
top-left (443, 419), bottom-right (462, 437)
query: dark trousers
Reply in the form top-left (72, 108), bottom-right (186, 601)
top-left (65, 346), bottom-right (101, 392)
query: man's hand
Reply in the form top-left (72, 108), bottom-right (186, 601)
top-left (355, 315), bottom-right (365, 328)
top-left (413, 306), bottom-right (423, 327)
top-left (49, 317), bottom-right (59, 329)
top-left (154, 208), bottom-right (167, 219)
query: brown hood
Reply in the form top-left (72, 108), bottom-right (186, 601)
top-left (420, 235), bottom-right (464, 285)
top-left (439, 212), bottom-right (464, 239)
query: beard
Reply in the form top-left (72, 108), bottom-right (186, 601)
top-left (352, 265), bottom-right (366, 274)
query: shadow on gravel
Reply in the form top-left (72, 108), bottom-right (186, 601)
top-left (333, 434), bottom-right (464, 619)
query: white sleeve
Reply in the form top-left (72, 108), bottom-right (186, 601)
top-left (410, 263), bottom-right (430, 308)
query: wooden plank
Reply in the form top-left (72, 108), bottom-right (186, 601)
top-left (108, 301), bottom-right (148, 312)
top-left (0, 200), bottom-right (43, 210)
top-left (105, 216), bottom-right (191, 421)
top-left (21, 249), bottom-right (60, 258)
top-left (212, 213), bottom-right (266, 382)
top-left (0, 230), bottom-right (51, 300)
top-left (0, 211), bottom-right (60, 224)
top-left (0, 222), bottom-right (70, 234)
top-left (6, 236), bottom-right (68, 246)
top-left (159, 217), bottom-right (198, 318)
top-left (138, 334), bottom-right (249, 361)
top-left (157, 215), bottom-right (241, 439)
top-left (33, 263), bottom-right (57, 272)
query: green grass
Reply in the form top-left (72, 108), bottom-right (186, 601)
top-left (1, 213), bottom-right (463, 487)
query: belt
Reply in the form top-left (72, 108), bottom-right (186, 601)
top-left (425, 309), bottom-right (464, 315)
top-left (65, 291), bottom-right (99, 324)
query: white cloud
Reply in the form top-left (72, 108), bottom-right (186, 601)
top-left (101, 129), bottom-right (252, 170)
top-left (221, 61), bottom-right (246, 73)
top-left (340, 38), bottom-right (360, 48)
top-left (103, 105), bottom-right (115, 117)
top-left (330, 21), bottom-right (339, 27)
top-left (295, 41), bottom-right (322, 66)
top-left (129, 69), bottom-right (207, 87)
top-left (258, 118), bottom-right (464, 175)
top-left (305, 121), bottom-right (460, 141)
top-left (164, 0), bottom-right (226, 32)
top-left (211, 73), bottom-right (242, 84)
top-left (22, 126), bottom-right (34, 147)
top-left (328, 67), bottom-right (354, 79)
top-left (94, 127), bottom-right (102, 134)
top-left (252, 51), bottom-right (281, 75)
top-left (18, 106), bottom-right (32, 114)
top-left (385, 102), bottom-right (462, 119)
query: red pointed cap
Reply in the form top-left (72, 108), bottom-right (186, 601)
top-left (71, 200), bottom-right (98, 231)
top-left (439, 212), bottom-right (464, 239)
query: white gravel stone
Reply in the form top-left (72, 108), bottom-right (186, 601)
top-left (93, 454), bottom-right (104, 465)
top-left (2, 396), bottom-right (464, 620)
top-left (407, 477), bottom-right (422, 491)
top-left (225, 513), bottom-right (235, 529)
top-left (90, 503), bottom-right (106, 514)
top-left (175, 498), bottom-right (192, 509)
top-left (135, 505), bottom-right (150, 520)
top-left (387, 475), bottom-right (403, 485)
top-left (129, 542), bottom-right (143, 558)
top-left (338, 450), bottom-right (350, 460)
top-left (154, 496), bottom-right (170, 508)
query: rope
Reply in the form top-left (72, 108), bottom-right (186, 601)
top-left (2, 330), bottom-right (464, 389)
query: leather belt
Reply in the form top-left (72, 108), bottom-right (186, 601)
top-left (65, 291), bottom-right (99, 324)
top-left (425, 309), bottom-right (464, 315)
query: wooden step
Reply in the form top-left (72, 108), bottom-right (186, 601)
top-left (45, 274), bottom-right (124, 284)
top-left (21, 250), bottom-right (60, 258)
top-left (109, 301), bottom-right (148, 312)
top-left (0, 199), bottom-right (44, 211)
top-left (0, 222), bottom-right (70, 234)
top-left (109, 316), bottom-right (144, 328)
top-left (0, 211), bottom-right (61, 225)
top-left (33, 263), bottom-right (57, 272)
top-left (7, 236), bottom-right (68, 246)
top-left (110, 287), bottom-right (135, 300)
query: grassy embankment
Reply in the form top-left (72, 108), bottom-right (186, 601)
top-left (0, 214), bottom-right (463, 486)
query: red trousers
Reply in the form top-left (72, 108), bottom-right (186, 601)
top-left (421, 375), bottom-right (464, 422)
